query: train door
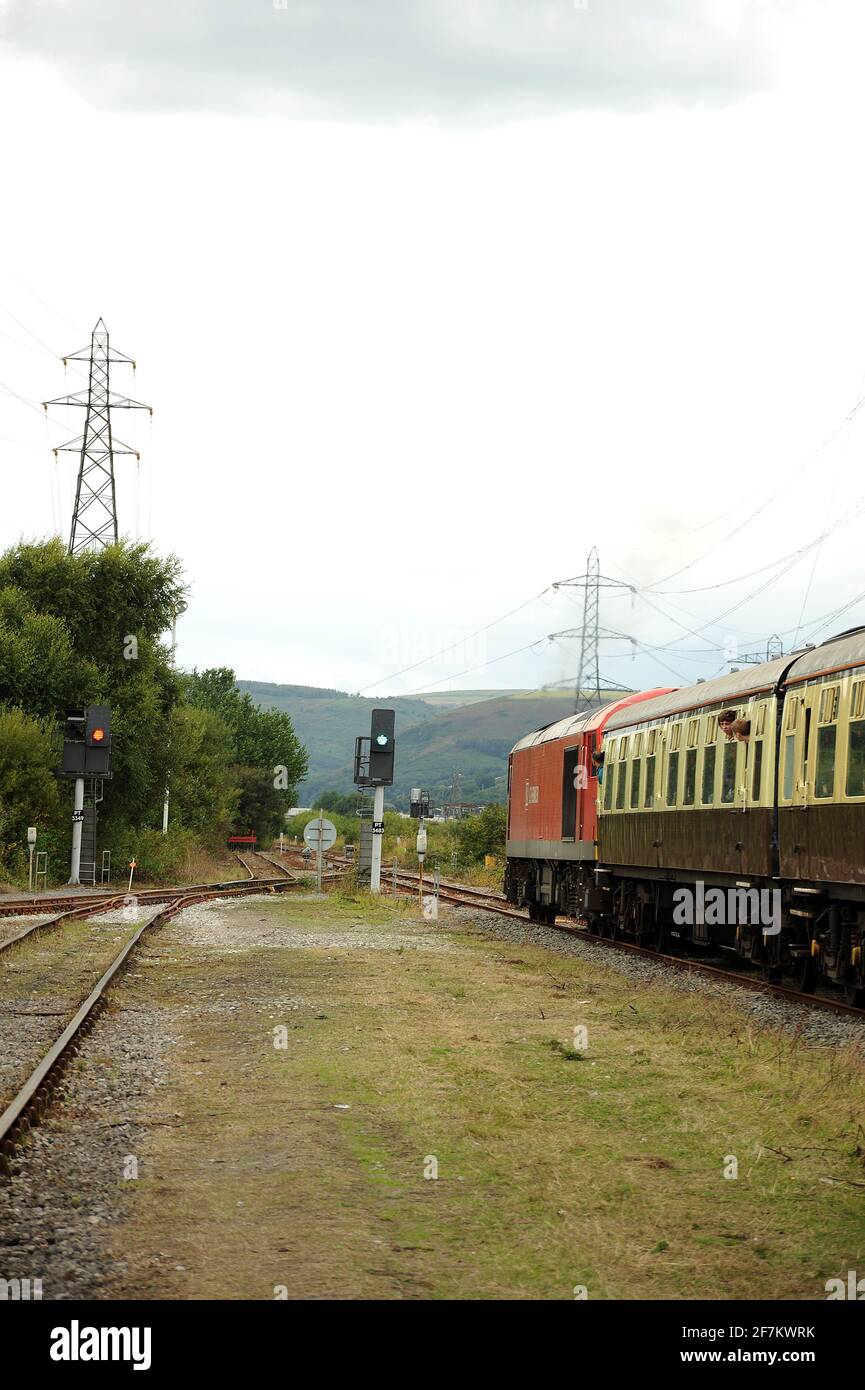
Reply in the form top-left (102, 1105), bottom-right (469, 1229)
top-left (561, 743), bottom-right (580, 840)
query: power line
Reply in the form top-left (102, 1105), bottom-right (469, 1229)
top-left (10, 275), bottom-right (85, 339)
top-left (354, 586), bottom-right (552, 695)
top-left (622, 385), bottom-right (865, 593)
top-left (396, 636), bottom-right (549, 698)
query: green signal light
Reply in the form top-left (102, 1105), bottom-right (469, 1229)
top-left (376, 733), bottom-right (389, 746)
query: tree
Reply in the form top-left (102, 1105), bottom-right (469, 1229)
top-left (0, 539), bottom-right (188, 836)
top-left (231, 766), bottom-right (288, 840)
top-left (454, 803), bottom-right (507, 862)
top-left (163, 705), bottom-right (238, 841)
top-left (317, 789), bottom-right (364, 815)
top-left (0, 539), bottom-right (308, 878)
top-left (0, 707), bottom-right (60, 876)
top-left (182, 667), bottom-right (307, 819)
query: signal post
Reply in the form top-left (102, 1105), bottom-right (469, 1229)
top-left (58, 705), bottom-right (113, 885)
top-left (354, 708), bottom-right (395, 895)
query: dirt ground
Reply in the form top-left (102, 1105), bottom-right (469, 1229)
top-left (90, 888), bottom-right (865, 1301)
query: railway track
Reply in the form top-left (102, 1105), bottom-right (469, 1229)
top-left (388, 867), bottom-right (865, 1022)
top-left (0, 866), bottom-right (298, 928)
top-left (0, 870), bottom-right (301, 1171)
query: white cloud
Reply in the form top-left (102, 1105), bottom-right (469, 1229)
top-left (2, 0), bottom-right (798, 122)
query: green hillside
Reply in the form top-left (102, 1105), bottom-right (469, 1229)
top-left (237, 681), bottom-right (439, 793)
top-left (239, 679), bottom-right (630, 809)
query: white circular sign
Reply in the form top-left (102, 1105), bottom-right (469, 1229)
top-left (304, 816), bottom-right (337, 850)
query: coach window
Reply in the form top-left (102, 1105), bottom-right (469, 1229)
top-left (721, 740), bottom-right (737, 804)
top-left (814, 685), bottom-right (839, 798)
top-left (846, 681), bottom-right (865, 797)
top-left (701, 742), bottom-right (716, 804)
top-left (782, 696), bottom-right (798, 802)
top-left (751, 740), bottom-right (763, 802)
top-left (815, 726), bottom-right (837, 798)
top-left (644, 751), bottom-right (656, 807)
top-left (604, 745), bottom-right (615, 810)
top-left (615, 758), bottom-right (627, 810)
top-left (683, 748), bottom-right (697, 805)
top-left (666, 749), bottom-right (679, 806)
top-left (630, 754), bottom-right (641, 808)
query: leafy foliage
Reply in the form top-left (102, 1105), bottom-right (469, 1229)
top-left (453, 803), bottom-right (507, 861)
top-left (0, 540), bottom-right (307, 883)
top-left (182, 667), bottom-right (308, 839)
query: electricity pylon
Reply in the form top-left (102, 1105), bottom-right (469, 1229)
top-left (44, 319), bottom-right (151, 554)
top-left (550, 547), bottom-right (636, 711)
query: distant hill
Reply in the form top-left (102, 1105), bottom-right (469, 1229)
top-left (237, 681), bottom-right (440, 793)
top-left (238, 679), bottom-right (624, 809)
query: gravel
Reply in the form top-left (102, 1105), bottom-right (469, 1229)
top-left (0, 999), bottom-right (174, 1300)
top-left (175, 894), bottom-right (455, 953)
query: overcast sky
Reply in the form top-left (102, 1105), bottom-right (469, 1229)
top-left (1, 0), bottom-right (864, 698)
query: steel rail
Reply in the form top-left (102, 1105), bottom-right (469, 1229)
top-left (0, 873), bottom-right (304, 1172)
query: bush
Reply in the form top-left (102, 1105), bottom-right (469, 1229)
top-left (105, 826), bottom-right (207, 886)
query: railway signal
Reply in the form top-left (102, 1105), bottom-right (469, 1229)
top-left (410, 788), bottom-right (430, 819)
top-left (368, 708), bottom-right (395, 785)
top-left (353, 708), bottom-right (396, 894)
top-left (58, 703), bottom-right (113, 884)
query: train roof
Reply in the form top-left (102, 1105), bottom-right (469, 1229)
top-left (510, 710), bottom-right (593, 753)
top-left (510, 689), bottom-right (671, 753)
top-left (784, 627), bottom-right (865, 686)
top-left (604, 627), bottom-right (865, 732)
top-left (604, 658), bottom-right (791, 731)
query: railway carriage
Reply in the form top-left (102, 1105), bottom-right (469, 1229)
top-left (504, 628), bottom-right (865, 1002)
top-left (596, 660), bottom-right (790, 961)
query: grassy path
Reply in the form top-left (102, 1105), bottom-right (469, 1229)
top-left (103, 891), bottom-right (865, 1300)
